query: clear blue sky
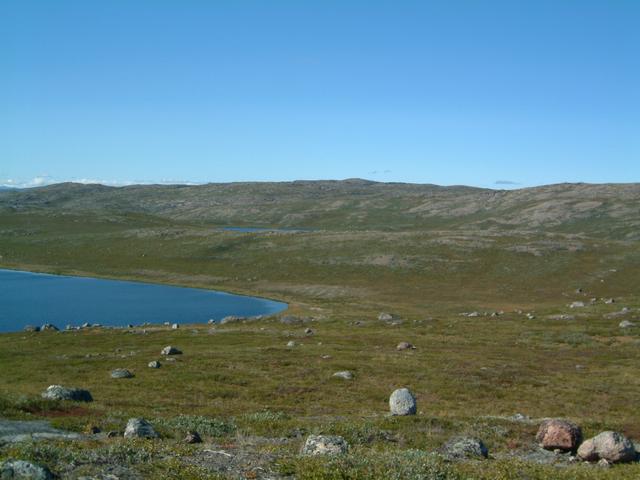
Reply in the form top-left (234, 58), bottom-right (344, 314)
top-left (1, 1), bottom-right (638, 188)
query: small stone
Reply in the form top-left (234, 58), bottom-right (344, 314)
top-left (40, 323), bottom-right (59, 331)
top-left (597, 458), bottom-right (611, 468)
top-left (569, 301), bottom-right (585, 308)
top-left (577, 431), bottom-right (636, 463)
top-left (440, 437), bottom-right (488, 460)
top-left (23, 325), bottom-right (40, 333)
top-left (161, 346), bottom-right (182, 355)
top-left (304, 328), bottom-right (314, 335)
top-left (619, 320), bottom-right (635, 329)
top-left (378, 312), bottom-right (395, 321)
top-left (396, 341), bottom-right (415, 351)
top-left (148, 361), bottom-right (161, 368)
top-left (171, 323), bottom-right (179, 329)
top-left (332, 371), bottom-right (354, 380)
top-left (300, 435), bottom-right (349, 456)
top-left (536, 419), bottom-right (582, 451)
top-left (124, 418), bottom-right (158, 439)
top-left (41, 385), bottom-right (93, 402)
top-left (111, 368), bottom-right (134, 379)
top-left (286, 340), bottom-right (296, 348)
top-left (0, 460), bottom-right (53, 480)
top-left (184, 431), bottom-right (202, 444)
top-left (389, 387), bottom-right (417, 416)
top-left (604, 298), bottom-right (615, 304)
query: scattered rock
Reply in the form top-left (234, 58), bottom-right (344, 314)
top-left (389, 388), bottom-right (417, 416)
top-left (396, 341), bottom-right (415, 351)
top-left (378, 312), bottom-right (395, 321)
top-left (619, 320), bottom-right (635, 329)
top-left (440, 437), bottom-right (488, 460)
top-left (184, 431), bottom-right (202, 444)
top-left (604, 298), bottom-right (615, 304)
top-left (220, 316), bottom-right (246, 324)
top-left (23, 325), bottom-right (40, 333)
top-left (40, 324), bottom-right (59, 332)
top-left (123, 418), bottom-right (158, 439)
top-left (171, 323), bottom-right (179, 329)
top-left (569, 301), bottom-right (585, 308)
top-left (604, 308), bottom-right (631, 319)
top-left (148, 361), bottom-right (161, 369)
top-left (110, 369), bottom-right (134, 379)
top-left (547, 314), bottom-right (575, 321)
top-left (577, 431), bottom-right (636, 463)
top-left (0, 460), bottom-right (53, 480)
top-left (41, 385), bottom-right (93, 402)
top-left (332, 371), bottom-right (354, 380)
top-left (161, 346), bottom-right (182, 355)
top-left (597, 458), bottom-right (611, 468)
top-left (300, 435), bottom-right (349, 456)
top-left (536, 419), bottom-right (582, 451)
top-left (85, 425), bottom-right (101, 434)
top-left (304, 328), bottom-right (314, 335)
top-left (286, 341), bottom-right (296, 348)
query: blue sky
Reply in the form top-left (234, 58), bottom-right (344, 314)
top-left (1, 1), bottom-right (638, 188)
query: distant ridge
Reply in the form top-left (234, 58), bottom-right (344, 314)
top-left (1, 179), bottom-right (638, 238)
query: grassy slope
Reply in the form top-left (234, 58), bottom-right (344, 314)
top-left (0, 185), bottom-right (639, 478)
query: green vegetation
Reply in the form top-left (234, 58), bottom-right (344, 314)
top-left (0, 181), bottom-right (639, 478)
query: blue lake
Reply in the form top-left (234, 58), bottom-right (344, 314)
top-left (0, 269), bottom-right (287, 333)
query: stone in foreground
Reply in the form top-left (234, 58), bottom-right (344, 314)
top-left (389, 387), bottom-right (417, 415)
top-left (396, 341), bottom-right (415, 351)
top-left (536, 419), bottom-right (582, 451)
top-left (577, 431), bottom-right (636, 463)
top-left (124, 418), bottom-right (158, 439)
top-left (440, 437), bottom-right (489, 460)
top-left (41, 385), bottom-right (93, 402)
top-left (110, 368), bottom-right (134, 379)
top-left (0, 460), bottom-right (53, 480)
top-left (332, 370), bottom-right (354, 380)
top-left (300, 435), bottom-right (349, 456)
top-left (161, 346), bottom-right (182, 355)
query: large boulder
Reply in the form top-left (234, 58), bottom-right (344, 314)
top-left (161, 346), bottom-right (182, 355)
top-left (123, 418), bottom-right (158, 439)
top-left (0, 460), bottom-right (53, 480)
top-left (577, 431), bottom-right (636, 463)
top-left (389, 388), bottom-right (417, 415)
top-left (300, 435), bottom-right (348, 456)
top-left (41, 385), bottom-right (93, 402)
top-left (535, 419), bottom-right (582, 451)
top-left (440, 437), bottom-right (488, 460)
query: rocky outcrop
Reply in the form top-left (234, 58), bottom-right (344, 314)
top-left (300, 435), bottom-right (348, 456)
top-left (41, 385), bottom-right (93, 402)
top-left (0, 460), bottom-right (53, 479)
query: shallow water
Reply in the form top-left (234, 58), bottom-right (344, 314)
top-left (0, 269), bottom-right (287, 333)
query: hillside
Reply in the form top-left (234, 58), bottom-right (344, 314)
top-left (1, 180), bottom-right (639, 238)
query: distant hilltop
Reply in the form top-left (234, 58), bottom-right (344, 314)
top-left (1, 179), bottom-right (638, 239)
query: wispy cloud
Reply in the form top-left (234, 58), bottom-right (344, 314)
top-left (495, 180), bottom-right (520, 185)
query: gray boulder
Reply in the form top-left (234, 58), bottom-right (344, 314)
top-left (332, 371), bottom-right (354, 380)
top-left (389, 388), bottom-right (417, 415)
top-left (440, 437), bottom-right (488, 460)
top-left (123, 418), bottom-right (158, 439)
top-left (40, 324), bottom-right (58, 332)
top-left (300, 435), bottom-right (349, 456)
top-left (577, 431), bottom-right (636, 463)
top-left (0, 460), bottom-right (53, 479)
top-left (161, 346), bottom-right (182, 355)
top-left (110, 368), bottom-right (134, 379)
top-left (396, 341), bottom-right (415, 351)
top-left (41, 385), bottom-right (93, 402)
top-left (619, 320), bottom-right (635, 329)
top-left (378, 312), bottom-right (395, 321)
top-left (23, 325), bottom-right (40, 333)
top-left (148, 361), bottom-right (161, 369)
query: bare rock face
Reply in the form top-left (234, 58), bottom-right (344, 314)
top-left (577, 431), bottom-right (636, 463)
top-left (389, 388), bottom-right (417, 415)
top-left (161, 346), bottom-right (182, 355)
top-left (535, 419), bottom-right (582, 451)
top-left (396, 341), bottom-right (415, 351)
top-left (124, 418), bottom-right (158, 439)
top-left (0, 460), bottom-right (53, 480)
top-left (41, 385), bottom-right (93, 402)
top-left (300, 435), bottom-right (348, 456)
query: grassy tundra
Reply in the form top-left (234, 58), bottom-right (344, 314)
top-left (0, 181), bottom-right (639, 478)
